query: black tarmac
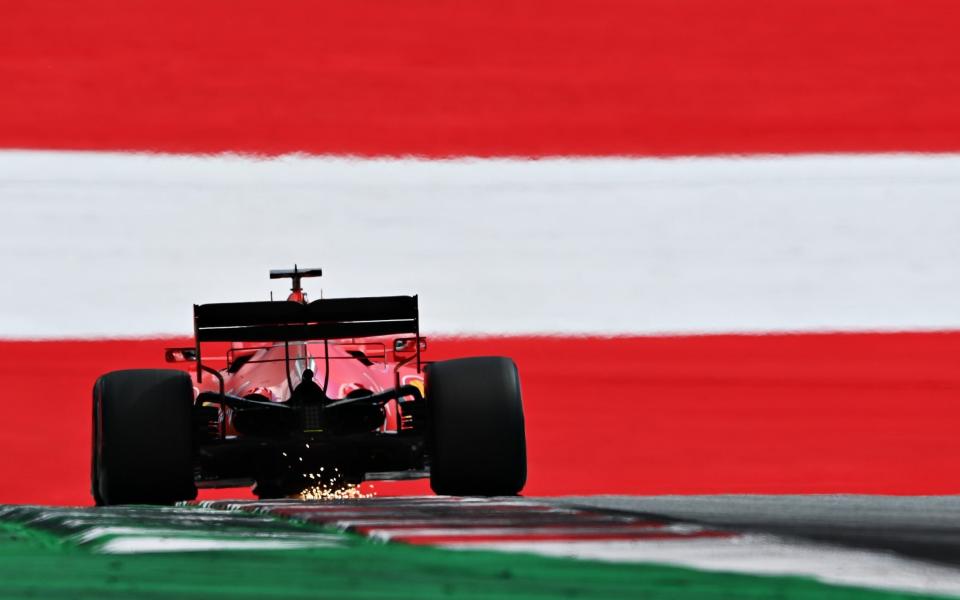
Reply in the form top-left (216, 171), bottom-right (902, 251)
top-left (554, 495), bottom-right (960, 567)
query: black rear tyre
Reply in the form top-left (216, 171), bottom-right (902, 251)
top-left (92, 369), bottom-right (197, 505)
top-left (426, 356), bottom-right (526, 496)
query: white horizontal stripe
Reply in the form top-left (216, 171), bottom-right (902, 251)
top-left (2, 150), bottom-right (959, 337)
top-left (97, 536), bottom-right (339, 554)
top-left (71, 526), bottom-right (344, 545)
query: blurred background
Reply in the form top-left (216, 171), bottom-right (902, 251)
top-left (1, 0), bottom-right (959, 505)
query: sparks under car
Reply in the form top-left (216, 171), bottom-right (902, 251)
top-left (91, 267), bottom-right (526, 504)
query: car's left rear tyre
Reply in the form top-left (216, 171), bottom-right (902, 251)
top-left (92, 369), bottom-right (197, 505)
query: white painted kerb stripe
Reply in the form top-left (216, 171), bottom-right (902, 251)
top-left (2, 150), bottom-right (959, 337)
top-left (98, 537), bottom-right (339, 554)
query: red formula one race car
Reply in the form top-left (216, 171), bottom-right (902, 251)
top-left (91, 267), bottom-right (526, 504)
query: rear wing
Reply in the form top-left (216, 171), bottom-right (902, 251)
top-left (194, 296), bottom-right (418, 342)
top-left (192, 295), bottom-right (419, 382)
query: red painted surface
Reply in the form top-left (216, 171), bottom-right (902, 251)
top-left (3, 333), bottom-right (960, 505)
top-left (2, 0), bottom-right (959, 157)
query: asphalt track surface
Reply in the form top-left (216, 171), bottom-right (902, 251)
top-left (11, 493), bottom-right (960, 564)
top-left (16, 498), bottom-right (960, 600)
top-left (559, 495), bottom-right (960, 567)
top-left (195, 495), bottom-right (960, 575)
top-left (7, 494), bottom-right (960, 597)
top-left (202, 494), bottom-right (960, 569)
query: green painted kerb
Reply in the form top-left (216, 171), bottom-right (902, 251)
top-left (0, 508), bottom-right (950, 600)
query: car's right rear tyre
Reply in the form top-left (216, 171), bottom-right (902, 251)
top-left (426, 356), bottom-right (527, 496)
top-left (92, 369), bottom-right (197, 505)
